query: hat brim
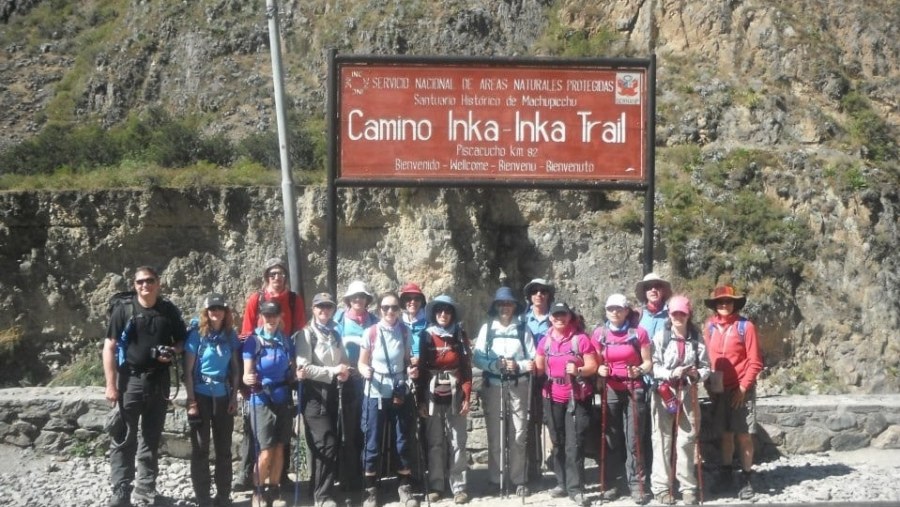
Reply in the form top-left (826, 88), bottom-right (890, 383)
top-left (704, 296), bottom-right (746, 311)
top-left (425, 300), bottom-right (460, 323)
top-left (524, 281), bottom-right (555, 296)
top-left (635, 279), bottom-right (672, 303)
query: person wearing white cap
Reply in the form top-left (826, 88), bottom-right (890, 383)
top-left (590, 294), bottom-right (653, 505)
top-left (634, 273), bottom-right (673, 341)
top-left (332, 280), bottom-right (379, 496)
top-left (184, 293), bottom-right (241, 507)
top-left (649, 295), bottom-right (709, 506)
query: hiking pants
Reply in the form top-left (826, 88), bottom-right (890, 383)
top-left (110, 369), bottom-right (170, 496)
top-left (603, 386), bottom-right (649, 493)
top-left (482, 379), bottom-right (529, 486)
top-left (303, 385), bottom-right (340, 504)
top-left (188, 393), bottom-right (234, 502)
top-left (425, 401), bottom-right (468, 494)
top-left (544, 397), bottom-right (590, 497)
top-left (650, 387), bottom-right (699, 496)
top-left (361, 396), bottom-right (413, 475)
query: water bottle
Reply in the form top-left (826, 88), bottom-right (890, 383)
top-left (658, 381), bottom-right (678, 414)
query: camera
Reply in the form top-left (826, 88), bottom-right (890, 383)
top-left (151, 345), bottom-right (175, 361)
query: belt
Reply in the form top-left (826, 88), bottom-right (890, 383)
top-left (547, 376), bottom-right (570, 385)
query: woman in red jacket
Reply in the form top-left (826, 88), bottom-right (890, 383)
top-left (703, 285), bottom-right (763, 500)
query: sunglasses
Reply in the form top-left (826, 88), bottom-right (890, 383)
top-left (646, 283), bottom-right (665, 291)
top-left (314, 304), bottom-right (336, 310)
top-left (207, 306), bottom-right (226, 312)
top-left (530, 288), bottom-right (550, 296)
top-left (381, 305), bottom-right (400, 312)
top-left (267, 271), bottom-right (286, 279)
top-left (434, 306), bottom-right (454, 315)
top-left (135, 278), bottom-right (157, 286)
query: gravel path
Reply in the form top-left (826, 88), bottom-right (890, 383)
top-left (1, 444), bottom-right (898, 506)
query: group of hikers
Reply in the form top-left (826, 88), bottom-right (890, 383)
top-left (102, 260), bottom-right (764, 507)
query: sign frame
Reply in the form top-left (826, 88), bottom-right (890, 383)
top-left (325, 52), bottom-right (657, 292)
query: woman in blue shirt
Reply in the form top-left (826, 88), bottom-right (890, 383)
top-left (242, 300), bottom-right (296, 507)
top-left (184, 293), bottom-right (241, 507)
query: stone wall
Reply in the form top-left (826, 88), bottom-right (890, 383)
top-left (2, 388), bottom-right (899, 465)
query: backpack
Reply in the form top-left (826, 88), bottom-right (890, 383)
top-left (190, 317), bottom-right (237, 385)
top-left (107, 291), bottom-right (138, 368)
top-left (594, 325), bottom-right (652, 393)
top-left (485, 319), bottom-right (528, 356)
top-left (705, 318), bottom-right (748, 345)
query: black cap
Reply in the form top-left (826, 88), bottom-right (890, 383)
top-left (259, 301), bottom-right (282, 315)
top-left (203, 293), bottom-right (228, 309)
top-left (549, 301), bottom-right (571, 315)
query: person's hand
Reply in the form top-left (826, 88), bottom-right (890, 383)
top-left (359, 363), bottom-right (373, 380)
top-left (227, 397), bottom-right (237, 415)
top-left (419, 404), bottom-right (429, 418)
top-left (672, 366), bottom-right (686, 379)
top-left (460, 399), bottom-right (470, 416)
top-left (296, 367), bottom-right (307, 380)
top-left (332, 364), bottom-right (350, 381)
top-left (521, 360), bottom-right (534, 373)
top-left (598, 364), bottom-right (610, 377)
top-left (731, 386), bottom-right (747, 408)
top-left (628, 365), bottom-right (642, 379)
top-left (187, 399), bottom-right (199, 418)
top-left (566, 362), bottom-right (577, 376)
top-left (407, 364), bottom-right (419, 379)
top-left (243, 372), bottom-right (258, 387)
top-left (105, 385), bottom-right (119, 405)
top-left (685, 366), bottom-right (699, 380)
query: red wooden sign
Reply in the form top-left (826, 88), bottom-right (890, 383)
top-left (337, 61), bottom-right (650, 184)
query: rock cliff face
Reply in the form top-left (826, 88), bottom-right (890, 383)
top-left (0, 0), bottom-right (897, 393)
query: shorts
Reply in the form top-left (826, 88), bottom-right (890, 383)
top-left (249, 402), bottom-right (294, 449)
top-left (711, 385), bottom-right (756, 435)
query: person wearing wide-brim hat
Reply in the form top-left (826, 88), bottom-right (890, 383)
top-left (332, 280), bottom-right (379, 496)
top-left (634, 272), bottom-right (673, 339)
top-left (399, 282), bottom-right (428, 357)
top-left (473, 287), bottom-right (536, 498)
top-left (416, 294), bottom-right (474, 504)
top-left (521, 278), bottom-right (555, 482)
top-left (702, 285), bottom-right (762, 501)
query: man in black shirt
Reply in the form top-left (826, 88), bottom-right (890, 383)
top-left (102, 266), bottom-right (186, 507)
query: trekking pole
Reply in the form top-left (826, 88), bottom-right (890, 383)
top-left (337, 380), bottom-right (347, 496)
top-left (499, 358), bottom-right (507, 498)
top-left (249, 376), bottom-right (263, 506)
top-left (409, 377), bottom-right (431, 507)
top-left (599, 377), bottom-right (608, 501)
top-left (522, 372), bottom-right (532, 506)
top-left (668, 383), bottom-right (682, 503)
top-left (691, 381), bottom-right (704, 504)
top-left (294, 375), bottom-right (304, 507)
top-left (628, 378), bottom-right (646, 502)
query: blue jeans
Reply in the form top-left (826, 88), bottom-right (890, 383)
top-left (361, 396), bottom-right (413, 474)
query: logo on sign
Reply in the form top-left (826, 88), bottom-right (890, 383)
top-left (615, 73), bottom-right (641, 105)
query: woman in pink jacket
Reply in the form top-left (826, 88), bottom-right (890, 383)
top-left (703, 285), bottom-right (763, 500)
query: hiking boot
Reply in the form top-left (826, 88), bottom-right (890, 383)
top-left (251, 490), bottom-right (265, 507)
top-left (681, 490), bottom-right (698, 505)
top-left (132, 488), bottom-right (156, 506)
top-left (232, 476), bottom-right (253, 493)
top-left (549, 486), bottom-right (567, 498)
top-left (569, 493), bottom-right (589, 506)
top-left (738, 471), bottom-right (755, 500)
top-left (318, 499), bottom-right (338, 507)
top-left (655, 491), bottom-right (675, 505)
top-left (196, 496), bottom-right (214, 507)
top-left (453, 491), bottom-right (470, 504)
top-left (631, 490), bottom-right (650, 505)
top-left (711, 466), bottom-right (734, 494)
top-left (108, 487), bottom-right (132, 507)
top-left (398, 484), bottom-right (419, 507)
top-left (426, 490), bottom-right (442, 503)
top-left (362, 486), bottom-right (378, 507)
top-left (213, 495), bottom-right (233, 507)
top-left (599, 486), bottom-right (620, 501)
top-left (516, 485), bottom-right (529, 497)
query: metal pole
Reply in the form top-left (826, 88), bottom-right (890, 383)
top-left (643, 54), bottom-right (657, 275)
top-left (266, 0), bottom-right (304, 299)
top-left (326, 49), bottom-right (338, 297)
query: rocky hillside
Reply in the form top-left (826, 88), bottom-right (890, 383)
top-left (0, 0), bottom-right (897, 393)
